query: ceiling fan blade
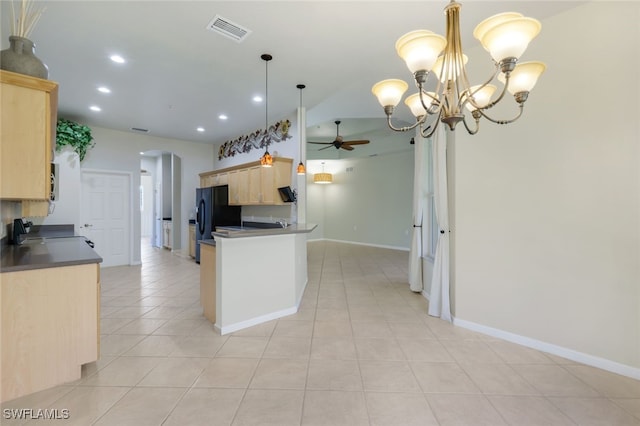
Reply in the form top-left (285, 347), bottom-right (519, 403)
top-left (308, 141), bottom-right (333, 145)
top-left (343, 140), bottom-right (370, 145)
top-left (318, 145), bottom-right (334, 151)
top-left (340, 145), bottom-right (355, 151)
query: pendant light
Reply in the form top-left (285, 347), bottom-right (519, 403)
top-left (314, 162), bottom-right (332, 184)
top-left (260, 53), bottom-right (273, 167)
top-left (296, 84), bottom-right (306, 175)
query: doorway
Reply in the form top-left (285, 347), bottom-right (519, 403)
top-left (80, 170), bottom-right (132, 267)
top-left (140, 151), bottom-right (182, 253)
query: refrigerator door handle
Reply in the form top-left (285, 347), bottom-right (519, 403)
top-left (198, 199), bottom-right (205, 235)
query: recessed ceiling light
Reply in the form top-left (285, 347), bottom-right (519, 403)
top-left (89, 105), bottom-right (101, 112)
top-left (140, 152), bottom-right (145, 155)
top-left (197, 127), bottom-right (205, 132)
top-left (253, 95), bottom-right (263, 103)
top-left (97, 86), bottom-right (111, 94)
top-left (110, 54), bottom-right (125, 64)
top-left (218, 114), bottom-right (228, 120)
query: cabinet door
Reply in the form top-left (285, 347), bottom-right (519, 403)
top-left (216, 172), bottom-right (228, 186)
top-left (229, 169), bottom-right (249, 205)
top-left (260, 166), bottom-right (275, 204)
top-left (228, 171), bottom-right (239, 205)
top-left (0, 72), bottom-right (58, 200)
top-left (248, 166), bottom-right (262, 204)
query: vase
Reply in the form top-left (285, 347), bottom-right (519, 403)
top-left (0, 36), bottom-right (48, 79)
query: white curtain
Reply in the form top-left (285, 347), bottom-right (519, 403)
top-left (428, 126), bottom-right (451, 321)
top-left (408, 130), bottom-right (426, 292)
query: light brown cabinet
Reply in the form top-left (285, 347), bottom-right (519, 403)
top-left (228, 168), bottom-right (249, 205)
top-left (189, 224), bottom-right (196, 258)
top-left (1, 263), bottom-right (99, 402)
top-left (0, 70), bottom-right (58, 201)
top-left (199, 243), bottom-right (216, 323)
top-left (200, 157), bottom-right (293, 206)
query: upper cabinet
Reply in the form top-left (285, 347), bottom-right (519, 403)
top-left (200, 158), bottom-right (293, 206)
top-left (0, 70), bottom-right (58, 200)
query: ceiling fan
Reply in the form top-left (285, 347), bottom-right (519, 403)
top-left (308, 120), bottom-right (370, 151)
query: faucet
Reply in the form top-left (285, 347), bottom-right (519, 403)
top-left (276, 219), bottom-right (288, 228)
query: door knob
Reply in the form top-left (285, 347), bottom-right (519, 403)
top-left (84, 224), bottom-right (93, 227)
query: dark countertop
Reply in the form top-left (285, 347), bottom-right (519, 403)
top-left (1, 236), bottom-right (103, 273)
top-left (199, 239), bottom-right (216, 247)
top-left (213, 223), bottom-right (317, 239)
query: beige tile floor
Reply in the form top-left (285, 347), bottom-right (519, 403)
top-left (3, 240), bottom-right (640, 425)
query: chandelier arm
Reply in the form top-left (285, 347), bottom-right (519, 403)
top-left (386, 115), bottom-right (424, 132)
top-left (418, 88), bottom-right (442, 115)
top-left (476, 71), bottom-right (512, 112)
top-left (462, 114), bottom-right (479, 135)
top-left (459, 65), bottom-right (502, 111)
top-left (420, 111), bottom-right (443, 138)
top-left (477, 103), bottom-right (525, 125)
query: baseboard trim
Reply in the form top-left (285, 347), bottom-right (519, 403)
top-left (215, 306), bottom-right (298, 335)
top-left (215, 279), bottom-right (308, 336)
top-left (453, 317), bottom-right (640, 380)
top-left (321, 238), bottom-right (409, 252)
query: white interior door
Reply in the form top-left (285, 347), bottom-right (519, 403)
top-left (81, 170), bottom-right (131, 267)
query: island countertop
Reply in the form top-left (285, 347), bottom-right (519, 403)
top-left (212, 223), bottom-right (317, 239)
top-left (1, 236), bottom-right (103, 273)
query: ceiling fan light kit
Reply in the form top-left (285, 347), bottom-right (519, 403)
top-left (371, 0), bottom-right (546, 138)
top-left (307, 120), bottom-right (370, 151)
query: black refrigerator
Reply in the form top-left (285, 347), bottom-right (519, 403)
top-left (195, 185), bottom-right (241, 263)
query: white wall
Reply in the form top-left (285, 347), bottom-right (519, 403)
top-left (78, 126), bottom-right (213, 263)
top-left (451, 2), bottom-right (640, 372)
top-left (307, 150), bottom-right (414, 250)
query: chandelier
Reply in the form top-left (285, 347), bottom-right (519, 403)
top-left (371, 1), bottom-right (546, 138)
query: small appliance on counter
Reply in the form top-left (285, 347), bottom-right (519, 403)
top-left (12, 218), bottom-right (32, 245)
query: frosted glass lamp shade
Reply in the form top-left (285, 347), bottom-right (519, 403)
top-left (432, 53), bottom-right (468, 83)
top-left (498, 61), bottom-right (546, 94)
top-left (404, 92), bottom-right (437, 118)
top-left (473, 12), bottom-right (523, 42)
top-left (404, 93), bottom-right (426, 118)
top-left (479, 17), bottom-right (541, 62)
top-left (395, 30), bottom-right (447, 74)
top-left (464, 84), bottom-right (497, 111)
top-left (372, 79), bottom-right (409, 108)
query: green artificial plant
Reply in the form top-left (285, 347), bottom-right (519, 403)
top-left (55, 118), bottom-right (95, 161)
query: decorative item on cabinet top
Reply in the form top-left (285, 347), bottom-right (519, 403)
top-left (0, 0), bottom-right (48, 79)
top-left (218, 119), bottom-right (291, 160)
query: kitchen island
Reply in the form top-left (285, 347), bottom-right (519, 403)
top-left (200, 223), bottom-right (316, 334)
top-left (0, 235), bottom-right (102, 402)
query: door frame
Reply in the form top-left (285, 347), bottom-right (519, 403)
top-left (80, 169), bottom-right (134, 266)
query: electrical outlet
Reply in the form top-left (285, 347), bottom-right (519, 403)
top-left (353, 225), bottom-right (357, 232)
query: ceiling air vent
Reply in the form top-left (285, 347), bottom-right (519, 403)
top-left (131, 127), bottom-right (149, 133)
top-left (206, 15), bottom-right (251, 42)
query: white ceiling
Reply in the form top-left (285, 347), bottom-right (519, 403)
top-left (1, 1), bottom-right (583, 151)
